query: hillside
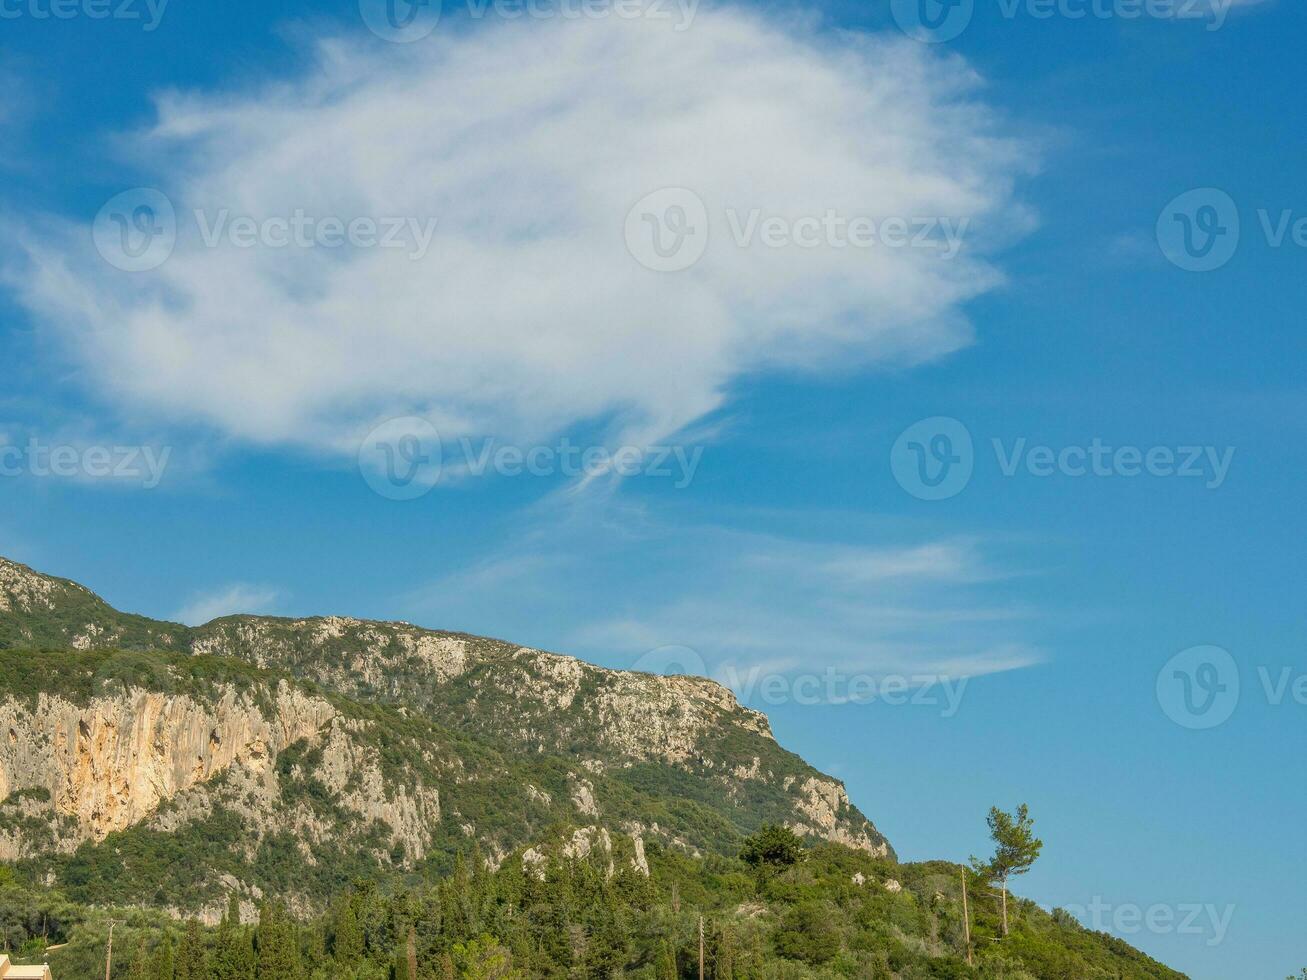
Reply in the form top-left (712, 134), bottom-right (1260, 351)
top-left (1, 829), bottom-right (1188, 979)
top-left (0, 557), bottom-right (886, 917)
top-left (0, 556), bottom-right (1188, 979)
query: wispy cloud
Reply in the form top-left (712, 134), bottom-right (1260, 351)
top-left (6, 5), bottom-right (1032, 463)
top-left (402, 498), bottom-right (1043, 682)
top-left (174, 584), bottom-right (280, 626)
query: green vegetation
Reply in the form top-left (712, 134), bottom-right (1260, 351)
top-left (970, 805), bottom-right (1043, 939)
top-left (738, 824), bottom-right (803, 876)
top-left (0, 645), bottom-right (869, 911)
top-left (0, 649), bottom-right (277, 713)
top-left (0, 560), bottom-right (186, 653)
top-left (0, 559), bottom-right (1188, 977)
top-left (3, 832), bottom-right (1184, 979)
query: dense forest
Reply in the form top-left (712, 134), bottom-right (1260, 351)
top-left (1, 827), bottom-right (1183, 980)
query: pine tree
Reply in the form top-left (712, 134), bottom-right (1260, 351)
top-left (443, 855), bottom-right (475, 942)
top-left (451, 936), bottom-right (523, 979)
top-left (582, 901), bottom-right (629, 979)
top-left (971, 803), bottom-right (1043, 938)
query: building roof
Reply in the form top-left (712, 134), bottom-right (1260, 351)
top-left (0, 955), bottom-right (52, 980)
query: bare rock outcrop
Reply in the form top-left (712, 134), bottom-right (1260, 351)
top-left (0, 682), bottom-right (332, 857)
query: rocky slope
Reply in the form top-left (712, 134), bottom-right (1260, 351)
top-left (0, 556), bottom-right (890, 915)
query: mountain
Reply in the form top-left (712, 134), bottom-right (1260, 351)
top-left (0, 556), bottom-right (1189, 979)
top-left (0, 556), bottom-right (887, 920)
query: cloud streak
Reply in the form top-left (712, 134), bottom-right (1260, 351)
top-left (174, 583), bottom-right (280, 626)
top-left (403, 499), bottom-right (1044, 681)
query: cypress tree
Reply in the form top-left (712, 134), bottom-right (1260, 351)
top-left (713, 924), bottom-right (736, 980)
top-left (332, 899), bottom-right (364, 965)
top-left (254, 902), bottom-right (303, 980)
top-left (149, 933), bottom-right (174, 980)
top-left (657, 941), bottom-right (677, 980)
top-left (210, 895), bottom-right (253, 980)
top-left (126, 938), bottom-right (150, 980)
top-left (174, 920), bottom-right (207, 980)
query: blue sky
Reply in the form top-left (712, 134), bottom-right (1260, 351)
top-left (2, 0), bottom-right (1304, 976)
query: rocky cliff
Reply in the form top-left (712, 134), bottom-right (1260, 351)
top-left (0, 556), bottom-right (891, 915)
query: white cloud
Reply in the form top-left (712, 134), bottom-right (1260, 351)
top-left (7, 5), bottom-right (1032, 459)
top-left (174, 584), bottom-right (280, 626)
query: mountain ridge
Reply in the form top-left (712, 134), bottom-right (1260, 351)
top-left (0, 555), bottom-right (891, 919)
top-left (0, 556), bottom-right (1195, 980)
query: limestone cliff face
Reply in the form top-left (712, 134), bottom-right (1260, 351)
top-left (0, 554), bottom-right (895, 892)
top-left (787, 776), bottom-right (891, 857)
top-left (187, 621), bottom-right (775, 767)
top-left (0, 559), bottom-right (69, 614)
top-left (499, 647), bottom-right (774, 762)
top-left (189, 616), bottom-right (471, 689)
top-left (0, 683), bottom-right (334, 858)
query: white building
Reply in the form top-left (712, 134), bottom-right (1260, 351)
top-left (0, 955), bottom-right (51, 980)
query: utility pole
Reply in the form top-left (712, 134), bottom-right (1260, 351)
top-left (698, 914), bottom-right (705, 980)
top-left (104, 920), bottom-right (117, 980)
top-left (960, 872), bottom-right (972, 967)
